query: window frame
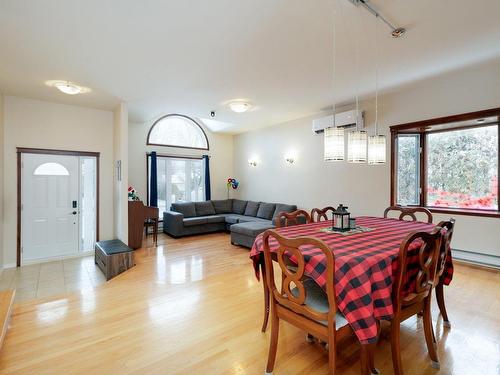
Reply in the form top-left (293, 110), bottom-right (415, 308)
top-left (390, 107), bottom-right (500, 218)
top-left (146, 114), bottom-right (210, 151)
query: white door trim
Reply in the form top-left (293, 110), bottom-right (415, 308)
top-left (17, 148), bottom-right (100, 267)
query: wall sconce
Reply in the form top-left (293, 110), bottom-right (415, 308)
top-left (248, 159), bottom-right (258, 167)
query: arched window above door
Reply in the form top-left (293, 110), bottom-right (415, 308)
top-left (147, 114), bottom-right (209, 150)
top-left (33, 162), bottom-right (69, 176)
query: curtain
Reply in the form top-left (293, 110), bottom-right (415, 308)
top-left (149, 152), bottom-right (158, 207)
top-left (203, 155), bottom-right (211, 201)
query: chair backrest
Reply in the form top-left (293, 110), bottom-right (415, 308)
top-left (435, 219), bottom-right (455, 279)
top-left (262, 229), bottom-right (336, 324)
top-left (383, 205), bottom-right (433, 223)
top-left (275, 210), bottom-right (312, 228)
top-left (393, 227), bottom-right (442, 310)
top-left (310, 206), bottom-right (335, 222)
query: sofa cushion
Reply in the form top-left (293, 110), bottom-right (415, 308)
top-left (238, 216), bottom-right (270, 223)
top-left (183, 217), bottom-right (208, 227)
top-left (272, 203), bottom-right (298, 218)
top-left (257, 203), bottom-right (276, 220)
top-left (194, 201), bottom-right (216, 216)
top-left (244, 201), bottom-right (260, 217)
top-left (171, 202), bottom-right (196, 218)
top-left (200, 215), bottom-right (225, 224)
top-left (231, 221), bottom-right (274, 236)
top-left (232, 199), bottom-right (248, 215)
top-left (224, 215), bottom-right (245, 224)
top-left (211, 199), bottom-right (233, 214)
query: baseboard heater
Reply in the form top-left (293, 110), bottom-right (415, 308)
top-left (452, 248), bottom-right (500, 269)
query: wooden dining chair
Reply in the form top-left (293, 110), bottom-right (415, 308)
top-left (274, 210), bottom-right (312, 228)
top-left (262, 230), bottom-right (376, 375)
top-left (383, 206), bottom-right (433, 223)
top-left (389, 226), bottom-right (443, 375)
top-left (262, 210), bottom-right (312, 332)
top-left (433, 219), bottom-right (455, 328)
top-left (310, 206), bottom-right (335, 222)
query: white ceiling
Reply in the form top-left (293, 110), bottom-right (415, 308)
top-left (1, 0), bottom-right (499, 133)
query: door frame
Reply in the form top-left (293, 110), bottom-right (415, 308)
top-left (17, 147), bottom-right (100, 267)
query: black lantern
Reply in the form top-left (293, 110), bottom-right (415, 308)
top-left (332, 204), bottom-right (351, 232)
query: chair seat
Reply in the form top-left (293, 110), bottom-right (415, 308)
top-left (291, 279), bottom-right (348, 329)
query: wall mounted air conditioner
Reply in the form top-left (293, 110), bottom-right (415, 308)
top-left (312, 110), bottom-right (364, 134)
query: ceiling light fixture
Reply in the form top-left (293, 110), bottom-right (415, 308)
top-left (368, 16), bottom-right (386, 165)
top-left (55, 82), bottom-right (82, 95)
top-left (324, 3), bottom-right (345, 162)
top-left (347, 3), bottom-right (367, 164)
top-left (348, 0), bottom-right (406, 38)
top-left (46, 80), bottom-right (90, 95)
top-left (228, 100), bottom-right (252, 113)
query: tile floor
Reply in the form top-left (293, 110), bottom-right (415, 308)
top-left (0, 256), bottom-right (107, 303)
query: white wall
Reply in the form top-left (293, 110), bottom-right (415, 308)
top-left (0, 94), bottom-right (4, 270)
top-left (113, 103), bottom-right (129, 242)
top-left (233, 58), bottom-right (500, 260)
top-left (2, 96), bottom-right (115, 267)
top-left (128, 120), bottom-right (234, 205)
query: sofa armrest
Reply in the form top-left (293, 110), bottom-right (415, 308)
top-left (163, 211), bottom-right (184, 236)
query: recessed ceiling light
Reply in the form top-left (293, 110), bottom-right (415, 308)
top-left (227, 100), bottom-right (253, 113)
top-left (45, 80), bottom-right (90, 95)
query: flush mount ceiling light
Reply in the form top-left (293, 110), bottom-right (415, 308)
top-left (227, 100), bottom-right (253, 113)
top-left (46, 80), bottom-right (90, 95)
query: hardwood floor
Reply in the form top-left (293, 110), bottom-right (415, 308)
top-left (0, 232), bottom-right (498, 374)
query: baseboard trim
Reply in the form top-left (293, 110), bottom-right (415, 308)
top-left (4, 251), bottom-right (94, 269)
top-left (452, 248), bottom-right (500, 269)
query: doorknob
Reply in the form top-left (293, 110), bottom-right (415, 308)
top-left (71, 211), bottom-right (77, 215)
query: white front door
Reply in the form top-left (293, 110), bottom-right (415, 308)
top-left (22, 154), bottom-right (80, 261)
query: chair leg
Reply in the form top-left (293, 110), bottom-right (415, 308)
top-left (328, 338), bottom-right (336, 375)
top-left (261, 264), bottom-right (270, 333)
top-left (423, 296), bottom-right (440, 369)
top-left (435, 281), bottom-right (450, 327)
top-left (390, 322), bottom-right (403, 375)
top-left (265, 310), bottom-right (280, 375)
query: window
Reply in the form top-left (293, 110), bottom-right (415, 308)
top-left (147, 114), bottom-right (209, 150)
top-left (33, 162), bottom-right (69, 176)
top-left (427, 127), bottom-right (497, 210)
top-left (148, 156), bottom-right (205, 218)
top-left (391, 108), bottom-right (500, 217)
top-left (396, 135), bottom-right (420, 205)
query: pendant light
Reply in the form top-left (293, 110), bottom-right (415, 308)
top-left (368, 15), bottom-right (387, 165)
top-left (347, 9), bottom-right (367, 164)
top-left (324, 3), bottom-right (344, 162)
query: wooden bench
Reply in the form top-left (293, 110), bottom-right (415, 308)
top-left (95, 240), bottom-right (135, 281)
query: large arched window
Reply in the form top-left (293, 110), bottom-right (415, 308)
top-left (147, 114), bottom-right (209, 150)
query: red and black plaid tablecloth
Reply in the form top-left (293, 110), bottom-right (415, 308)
top-left (249, 216), bottom-right (454, 344)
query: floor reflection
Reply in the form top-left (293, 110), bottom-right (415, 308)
top-left (36, 299), bottom-right (69, 325)
top-left (148, 289), bottom-right (201, 325)
top-left (155, 249), bottom-right (205, 285)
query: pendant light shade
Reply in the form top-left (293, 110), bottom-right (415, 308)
top-left (324, 127), bottom-right (345, 161)
top-left (368, 134), bottom-right (386, 164)
top-left (347, 130), bottom-right (367, 163)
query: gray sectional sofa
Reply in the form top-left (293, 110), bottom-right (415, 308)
top-left (163, 199), bottom-right (298, 248)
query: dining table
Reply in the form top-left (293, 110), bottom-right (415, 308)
top-left (249, 216), bottom-right (454, 345)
